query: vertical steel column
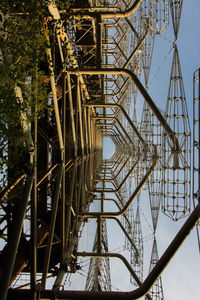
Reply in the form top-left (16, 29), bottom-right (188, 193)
top-left (77, 77), bottom-right (85, 155)
top-left (96, 14), bottom-right (104, 101)
top-left (96, 14), bottom-right (102, 69)
top-left (41, 165), bottom-right (63, 288)
top-left (30, 89), bottom-right (38, 300)
top-left (0, 173), bottom-right (34, 300)
top-left (44, 22), bottom-right (64, 154)
top-left (53, 162), bottom-right (76, 290)
top-left (65, 161), bottom-right (76, 255)
top-left (67, 73), bottom-right (78, 158)
top-left (84, 106), bottom-right (89, 154)
top-left (88, 107), bottom-right (92, 152)
top-left (61, 75), bottom-right (66, 264)
top-left (85, 156), bottom-right (90, 197)
top-left (79, 159), bottom-right (86, 212)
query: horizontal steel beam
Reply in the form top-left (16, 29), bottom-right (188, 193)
top-left (80, 153), bottom-right (158, 217)
top-left (86, 103), bottom-right (146, 147)
top-left (69, 0), bottom-right (142, 19)
top-left (94, 116), bottom-right (134, 146)
top-left (93, 157), bottom-right (139, 193)
top-left (8, 202), bottom-right (200, 299)
top-left (77, 252), bottom-right (152, 300)
top-left (69, 68), bottom-right (179, 155)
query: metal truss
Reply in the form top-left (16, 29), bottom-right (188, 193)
top-left (130, 196), bottom-right (144, 287)
top-left (85, 220), bottom-right (111, 291)
top-left (0, 1), bottom-right (199, 300)
top-left (161, 48), bottom-right (191, 221)
top-left (146, 238), bottom-right (164, 300)
top-left (170, 0), bottom-right (183, 40)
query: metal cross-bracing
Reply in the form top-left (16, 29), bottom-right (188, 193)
top-left (85, 220), bottom-right (111, 291)
top-left (145, 238), bottom-right (164, 300)
top-left (170, 0), bottom-right (183, 40)
top-left (0, 1), bottom-right (199, 300)
top-left (193, 68), bottom-right (200, 253)
top-left (161, 44), bottom-right (191, 221)
top-left (130, 196), bottom-right (144, 287)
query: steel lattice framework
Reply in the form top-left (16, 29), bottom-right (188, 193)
top-left (0, 1), bottom-right (199, 300)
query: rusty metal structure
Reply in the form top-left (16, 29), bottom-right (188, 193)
top-left (0, 0), bottom-right (199, 300)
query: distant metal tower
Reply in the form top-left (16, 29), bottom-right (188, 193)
top-left (85, 220), bottom-right (111, 291)
top-left (162, 0), bottom-right (191, 220)
top-left (146, 238), bottom-right (164, 300)
top-left (170, 0), bottom-right (183, 39)
top-left (130, 196), bottom-right (144, 286)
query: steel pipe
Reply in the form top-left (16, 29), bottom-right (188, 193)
top-left (94, 116), bottom-right (134, 146)
top-left (94, 156), bottom-right (139, 193)
top-left (69, 68), bottom-right (179, 153)
top-left (80, 153), bottom-right (158, 217)
top-left (8, 203), bottom-right (200, 299)
top-left (41, 164), bottom-right (63, 288)
top-left (94, 157), bottom-right (129, 182)
top-left (123, 30), bottom-right (149, 69)
top-left (0, 173), bottom-right (34, 300)
top-left (77, 77), bottom-right (85, 154)
top-left (76, 252), bottom-right (152, 300)
top-left (48, 1), bottom-right (90, 100)
top-left (91, 103), bottom-right (145, 147)
top-left (98, 125), bottom-right (132, 152)
top-left (69, 0), bottom-right (142, 19)
top-left (93, 198), bottom-right (131, 229)
top-left (67, 73), bottom-right (78, 157)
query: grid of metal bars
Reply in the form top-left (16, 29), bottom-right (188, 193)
top-left (0, 1), bottom-right (199, 300)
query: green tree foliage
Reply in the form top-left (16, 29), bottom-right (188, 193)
top-left (0, 0), bottom-right (72, 188)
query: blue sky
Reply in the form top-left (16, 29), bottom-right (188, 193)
top-left (102, 1), bottom-right (200, 298)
